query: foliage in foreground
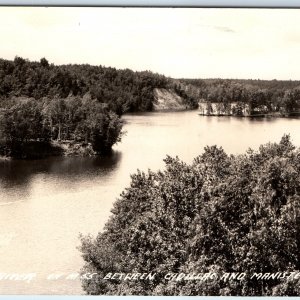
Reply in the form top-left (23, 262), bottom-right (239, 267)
top-left (80, 135), bottom-right (300, 295)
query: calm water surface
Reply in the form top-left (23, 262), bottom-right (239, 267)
top-left (0, 111), bottom-right (300, 294)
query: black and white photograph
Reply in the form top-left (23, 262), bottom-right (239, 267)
top-left (1, 6), bottom-right (300, 296)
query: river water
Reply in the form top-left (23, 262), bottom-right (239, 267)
top-left (0, 111), bottom-right (300, 294)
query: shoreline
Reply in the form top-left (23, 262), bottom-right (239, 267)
top-left (0, 140), bottom-right (98, 160)
top-left (198, 113), bottom-right (300, 118)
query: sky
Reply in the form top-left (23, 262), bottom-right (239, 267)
top-left (0, 7), bottom-right (300, 80)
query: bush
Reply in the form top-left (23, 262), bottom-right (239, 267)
top-left (79, 135), bottom-right (300, 295)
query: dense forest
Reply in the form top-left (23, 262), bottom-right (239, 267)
top-left (0, 96), bottom-right (123, 158)
top-left (2, 56), bottom-right (300, 118)
top-left (1, 56), bottom-right (300, 158)
top-left (177, 78), bottom-right (300, 116)
top-left (0, 56), bottom-right (197, 158)
top-left (0, 56), bottom-right (197, 114)
top-left (80, 135), bottom-right (300, 296)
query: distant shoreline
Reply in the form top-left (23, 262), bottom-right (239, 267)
top-left (198, 112), bottom-right (300, 118)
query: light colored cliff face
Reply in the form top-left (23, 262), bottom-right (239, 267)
top-left (198, 101), bottom-right (251, 116)
top-left (153, 88), bottom-right (187, 111)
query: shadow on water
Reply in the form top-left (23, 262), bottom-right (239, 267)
top-left (200, 115), bottom-right (285, 124)
top-left (0, 151), bottom-right (123, 194)
top-left (248, 116), bottom-right (278, 123)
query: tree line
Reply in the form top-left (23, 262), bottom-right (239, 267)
top-left (79, 135), bottom-right (300, 296)
top-left (178, 78), bottom-right (300, 116)
top-left (2, 56), bottom-right (300, 117)
top-left (0, 56), bottom-right (196, 115)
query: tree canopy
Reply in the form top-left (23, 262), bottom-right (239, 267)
top-left (1, 56), bottom-right (300, 116)
top-left (178, 78), bottom-right (300, 116)
top-left (0, 56), bottom-right (198, 114)
top-left (0, 96), bottom-right (123, 158)
top-left (80, 135), bottom-right (300, 296)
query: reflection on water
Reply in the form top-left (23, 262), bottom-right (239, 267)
top-left (0, 152), bottom-right (122, 203)
top-left (0, 151), bottom-right (122, 184)
top-left (0, 111), bottom-right (300, 295)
